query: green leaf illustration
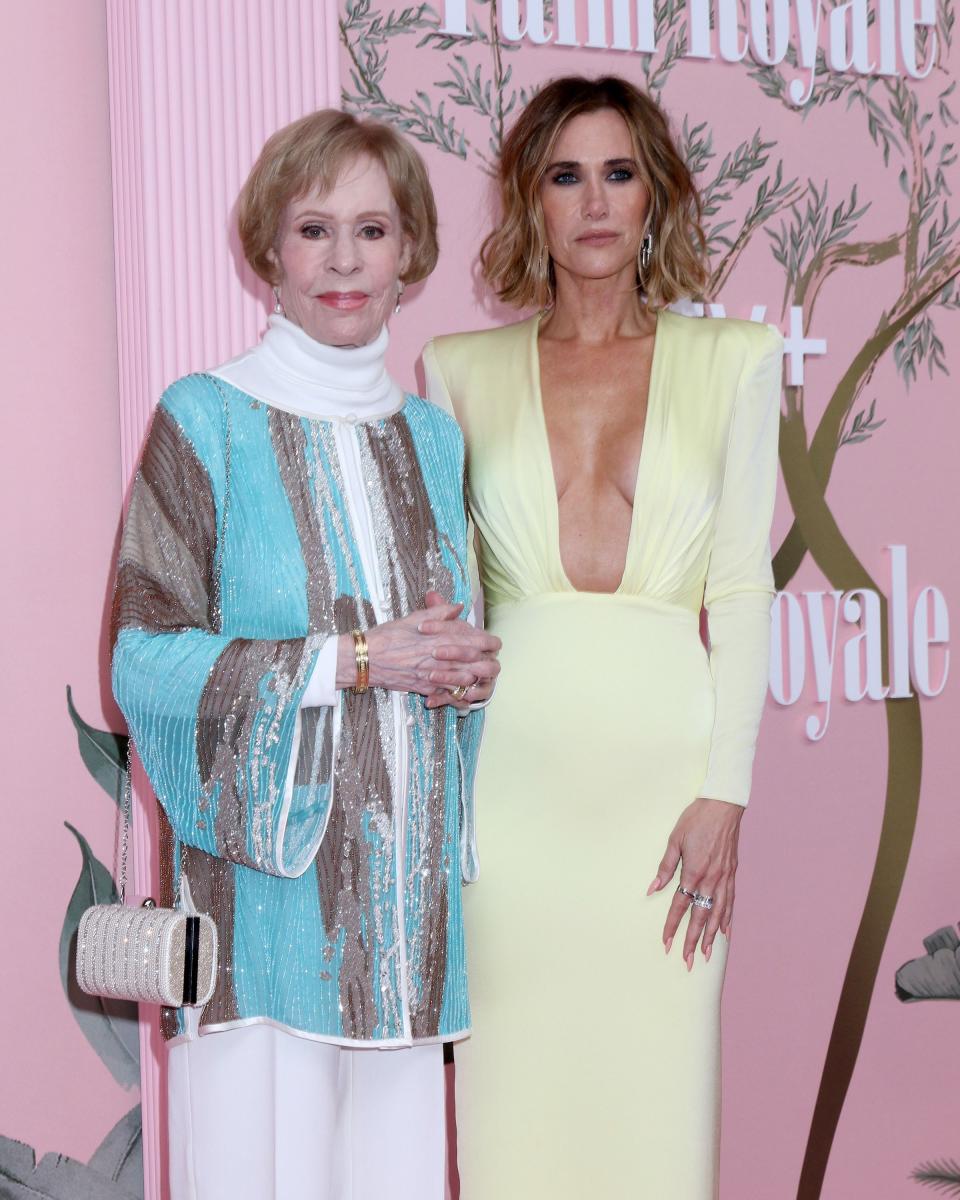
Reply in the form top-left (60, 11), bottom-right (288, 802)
top-left (59, 823), bottom-right (140, 1088)
top-left (912, 1159), bottom-right (960, 1195)
top-left (895, 925), bottom-right (960, 1001)
top-left (923, 926), bottom-right (960, 955)
top-left (66, 686), bottom-right (128, 809)
top-left (0, 1134), bottom-right (138, 1199)
top-left (88, 1104), bottom-right (142, 1197)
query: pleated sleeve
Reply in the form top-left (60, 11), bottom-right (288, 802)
top-left (111, 379), bottom-right (330, 878)
top-left (699, 327), bottom-right (783, 806)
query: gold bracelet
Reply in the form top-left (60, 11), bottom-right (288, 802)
top-left (352, 630), bottom-right (369, 693)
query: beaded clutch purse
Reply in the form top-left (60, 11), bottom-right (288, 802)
top-left (77, 901), bottom-right (217, 1007)
top-left (75, 745), bottom-right (218, 1008)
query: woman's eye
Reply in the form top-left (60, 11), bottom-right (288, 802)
top-left (551, 171), bottom-right (578, 186)
top-left (300, 223), bottom-right (326, 240)
top-left (359, 225), bottom-right (385, 239)
top-left (609, 168), bottom-right (634, 182)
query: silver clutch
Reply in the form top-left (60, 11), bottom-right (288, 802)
top-left (77, 901), bottom-right (217, 1007)
top-left (74, 739), bottom-right (218, 1008)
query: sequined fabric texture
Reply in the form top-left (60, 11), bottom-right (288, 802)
top-left (112, 374), bottom-right (482, 1044)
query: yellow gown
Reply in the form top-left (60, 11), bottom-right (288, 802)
top-left (423, 310), bottom-right (782, 1199)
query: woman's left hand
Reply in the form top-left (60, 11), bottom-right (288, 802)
top-left (426, 677), bottom-right (495, 711)
top-left (421, 590), bottom-right (498, 712)
top-left (647, 798), bottom-right (744, 970)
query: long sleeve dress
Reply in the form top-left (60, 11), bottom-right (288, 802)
top-left (112, 316), bottom-right (483, 1199)
top-left (424, 309), bottom-right (782, 1200)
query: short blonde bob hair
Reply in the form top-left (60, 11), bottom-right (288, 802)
top-left (481, 76), bottom-right (708, 309)
top-left (239, 109), bottom-right (438, 286)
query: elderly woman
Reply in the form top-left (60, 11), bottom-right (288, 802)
top-left (424, 76), bottom-right (782, 1198)
top-left (112, 110), bottom-right (498, 1200)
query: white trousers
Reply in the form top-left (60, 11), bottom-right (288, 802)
top-left (167, 1021), bottom-right (446, 1200)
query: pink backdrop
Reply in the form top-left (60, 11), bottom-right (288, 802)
top-left (344, 10), bottom-right (960, 1200)
top-left (0, 0), bottom-right (130, 1166)
top-left (1, 5), bottom-right (957, 1200)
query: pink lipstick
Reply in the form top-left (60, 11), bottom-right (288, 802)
top-left (315, 292), bottom-right (369, 310)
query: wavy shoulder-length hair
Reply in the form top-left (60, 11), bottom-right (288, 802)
top-left (480, 75), bottom-right (708, 310)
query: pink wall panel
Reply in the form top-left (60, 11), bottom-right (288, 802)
top-left (105, 4), bottom-right (340, 1195)
top-left (0, 0), bottom-right (129, 1168)
top-left (108, 0), bottom-right (341, 468)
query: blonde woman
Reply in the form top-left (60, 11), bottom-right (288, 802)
top-left (424, 75), bottom-right (782, 1198)
top-left (112, 110), bottom-right (499, 1200)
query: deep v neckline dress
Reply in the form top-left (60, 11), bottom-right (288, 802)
top-left (529, 309), bottom-right (664, 596)
top-left (424, 310), bottom-right (783, 1200)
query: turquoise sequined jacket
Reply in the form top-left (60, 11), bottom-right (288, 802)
top-left (112, 373), bottom-right (482, 1045)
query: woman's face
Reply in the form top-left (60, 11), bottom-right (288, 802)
top-left (271, 155), bottom-right (410, 347)
top-left (539, 109), bottom-right (650, 289)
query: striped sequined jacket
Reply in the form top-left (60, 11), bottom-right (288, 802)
top-left (112, 372), bottom-right (482, 1046)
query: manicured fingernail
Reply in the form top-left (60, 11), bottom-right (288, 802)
top-left (664, 937), bottom-right (673, 955)
top-left (704, 944), bottom-right (712, 962)
top-left (685, 954), bottom-right (693, 973)
top-left (647, 877), bottom-right (660, 895)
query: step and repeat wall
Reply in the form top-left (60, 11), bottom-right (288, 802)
top-left (340, 2), bottom-right (960, 1197)
top-left (1, 4), bottom-right (955, 1200)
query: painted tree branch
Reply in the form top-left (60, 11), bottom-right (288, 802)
top-left (340, 9), bottom-right (475, 159)
top-left (904, 107), bottom-right (925, 287)
top-left (488, 0), bottom-right (506, 155)
top-left (710, 179), bottom-right (804, 295)
top-left (340, 17), bottom-right (381, 101)
top-left (778, 409), bottom-right (924, 1200)
top-left (773, 244), bottom-right (960, 588)
top-left (795, 233), bottom-right (904, 326)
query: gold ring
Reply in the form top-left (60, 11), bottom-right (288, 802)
top-left (451, 685), bottom-right (469, 700)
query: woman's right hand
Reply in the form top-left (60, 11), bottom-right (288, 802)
top-left (335, 597), bottom-right (501, 700)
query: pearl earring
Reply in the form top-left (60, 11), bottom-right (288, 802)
top-left (273, 286), bottom-right (284, 316)
top-left (394, 280), bottom-right (405, 315)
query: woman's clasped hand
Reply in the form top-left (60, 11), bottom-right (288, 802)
top-left (335, 591), bottom-right (501, 709)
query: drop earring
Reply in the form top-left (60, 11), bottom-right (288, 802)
top-left (394, 280), bottom-right (405, 315)
top-left (273, 286), bottom-right (285, 316)
top-left (537, 247), bottom-right (554, 306)
top-left (640, 232), bottom-right (654, 273)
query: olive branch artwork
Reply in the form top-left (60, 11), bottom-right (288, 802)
top-left (747, 26), bottom-right (957, 1199)
top-left (340, 5), bottom-right (959, 1196)
top-left (674, 30), bottom-right (958, 1195)
top-left (0, 691), bottom-right (142, 1200)
top-left (911, 1160), bottom-right (960, 1196)
top-left (341, 0), bottom-right (537, 168)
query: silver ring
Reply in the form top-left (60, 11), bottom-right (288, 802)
top-left (692, 893), bottom-right (714, 910)
top-left (676, 886), bottom-right (697, 902)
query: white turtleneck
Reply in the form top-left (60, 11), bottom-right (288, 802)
top-left (213, 314), bottom-right (405, 421)
top-left (212, 316), bottom-right (406, 706)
